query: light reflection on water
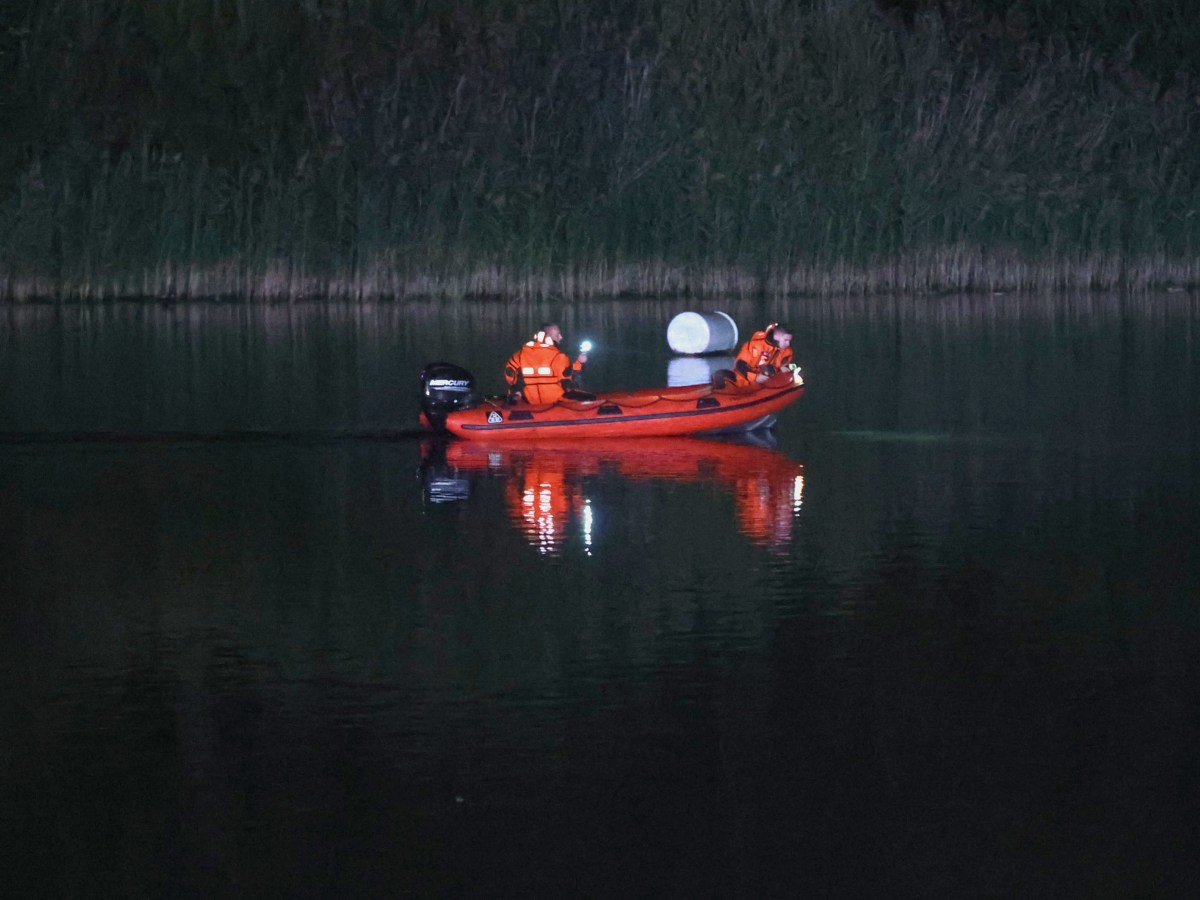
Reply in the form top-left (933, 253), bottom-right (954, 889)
top-left (2, 293), bottom-right (1199, 896)
top-left (421, 435), bottom-right (805, 557)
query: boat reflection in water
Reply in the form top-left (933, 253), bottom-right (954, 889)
top-left (665, 355), bottom-right (735, 387)
top-left (421, 435), bottom-right (805, 556)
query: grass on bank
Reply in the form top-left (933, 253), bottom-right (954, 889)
top-left (2, 0), bottom-right (1199, 300)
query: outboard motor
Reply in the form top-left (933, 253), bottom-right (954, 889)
top-left (419, 362), bottom-right (481, 431)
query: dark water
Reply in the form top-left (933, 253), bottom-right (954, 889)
top-left (2, 295), bottom-right (1198, 898)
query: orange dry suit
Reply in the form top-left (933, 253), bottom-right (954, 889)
top-left (504, 332), bottom-right (585, 404)
top-left (733, 324), bottom-right (794, 386)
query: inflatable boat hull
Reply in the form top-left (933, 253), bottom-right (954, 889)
top-left (420, 372), bottom-right (805, 441)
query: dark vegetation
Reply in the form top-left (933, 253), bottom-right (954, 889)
top-left (2, 0), bottom-right (1199, 300)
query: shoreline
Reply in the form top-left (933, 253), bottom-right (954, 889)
top-left (5, 250), bottom-right (1198, 303)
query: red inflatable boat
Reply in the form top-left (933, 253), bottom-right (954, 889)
top-left (418, 363), bottom-right (805, 441)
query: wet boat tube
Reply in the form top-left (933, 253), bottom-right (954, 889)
top-left (418, 363), bottom-right (805, 441)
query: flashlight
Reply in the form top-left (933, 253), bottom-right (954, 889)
top-left (579, 340), bottom-right (593, 353)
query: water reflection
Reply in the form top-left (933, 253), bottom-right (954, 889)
top-left (422, 435), bottom-right (805, 556)
top-left (665, 355), bottom-right (735, 387)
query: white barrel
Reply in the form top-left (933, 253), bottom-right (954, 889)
top-left (667, 355), bottom-right (735, 387)
top-left (666, 310), bottom-right (739, 355)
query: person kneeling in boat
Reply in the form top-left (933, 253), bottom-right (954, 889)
top-left (713, 322), bottom-right (795, 389)
top-left (504, 322), bottom-right (593, 404)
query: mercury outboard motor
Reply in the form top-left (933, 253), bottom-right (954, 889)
top-left (419, 362), bottom-right (481, 431)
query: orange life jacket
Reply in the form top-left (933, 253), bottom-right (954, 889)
top-left (734, 324), bottom-right (794, 385)
top-left (504, 332), bottom-right (584, 404)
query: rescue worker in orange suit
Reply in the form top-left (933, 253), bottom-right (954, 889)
top-left (504, 322), bottom-right (590, 404)
top-left (733, 322), bottom-right (794, 386)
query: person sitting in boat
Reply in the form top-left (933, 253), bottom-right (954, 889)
top-left (504, 322), bottom-right (591, 404)
top-left (729, 322), bottom-right (794, 386)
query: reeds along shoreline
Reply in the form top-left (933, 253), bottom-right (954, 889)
top-left (7, 251), bottom-right (1197, 304)
top-left (3, 1), bottom-right (1200, 302)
